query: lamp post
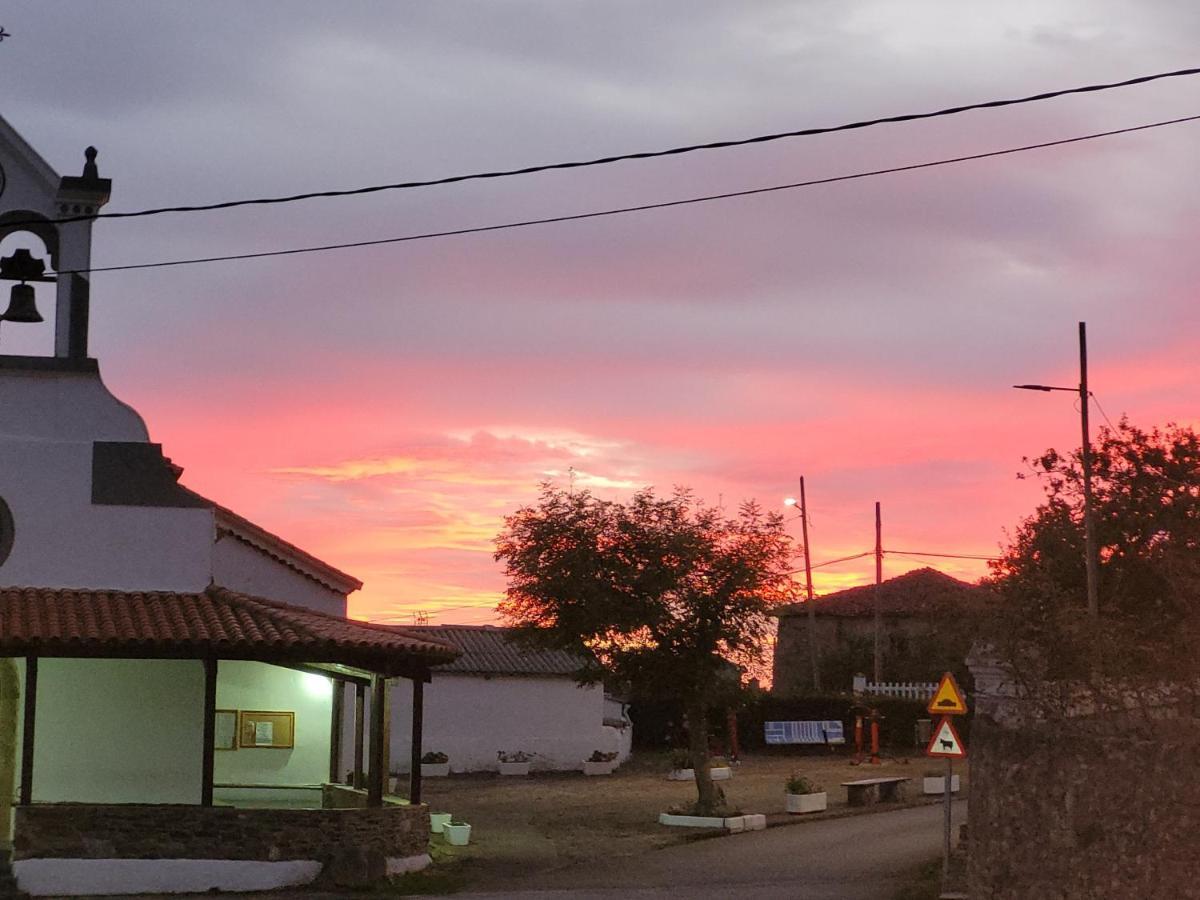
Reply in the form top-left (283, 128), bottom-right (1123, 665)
top-left (1013, 321), bottom-right (1099, 620)
top-left (784, 479), bottom-right (821, 692)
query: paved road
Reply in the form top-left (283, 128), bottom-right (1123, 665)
top-left (429, 800), bottom-right (964, 900)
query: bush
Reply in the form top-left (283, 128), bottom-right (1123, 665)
top-left (587, 750), bottom-right (618, 763)
top-left (785, 773), bottom-right (821, 794)
top-left (497, 750), bottom-right (533, 763)
top-left (421, 751), bottom-right (449, 764)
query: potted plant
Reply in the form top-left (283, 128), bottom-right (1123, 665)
top-left (420, 750), bottom-right (451, 777)
top-left (583, 750), bottom-right (618, 776)
top-left (785, 773), bottom-right (828, 814)
top-left (429, 812), bottom-right (452, 833)
top-left (710, 755), bottom-right (733, 781)
top-left (498, 750), bottom-right (533, 775)
top-left (923, 769), bottom-right (961, 795)
top-left (667, 749), bottom-right (694, 781)
top-left (442, 819), bottom-right (471, 846)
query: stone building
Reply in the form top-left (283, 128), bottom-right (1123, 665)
top-left (771, 567), bottom-right (985, 695)
top-left (0, 113), bottom-right (458, 895)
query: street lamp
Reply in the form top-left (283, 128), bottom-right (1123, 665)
top-left (784, 480), bottom-right (821, 692)
top-left (1013, 321), bottom-right (1099, 620)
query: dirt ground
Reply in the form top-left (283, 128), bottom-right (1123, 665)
top-left (414, 750), bottom-right (969, 891)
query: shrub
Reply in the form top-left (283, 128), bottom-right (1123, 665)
top-left (588, 750), bottom-right (618, 763)
top-left (785, 773), bottom-right (821, 795)
top-left (497, 750), bottom-right (533, 763)
top-left (669, 749), bottom-right (693, 770)
top-left (421, 751), bottom-right (449, 764)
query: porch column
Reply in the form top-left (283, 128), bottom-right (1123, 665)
top-left (367, 675), bottom-right (387, 807)
top-left (200, 658), bottom-right (218, 807)
top-left (19, 656), bottom-right (36, 805)
top-left (353, 683), bottom-right (366, 789)
top-left (328, 678), bottom-right (344, 784)
top-left (409, 675), bottom-right (424, 805)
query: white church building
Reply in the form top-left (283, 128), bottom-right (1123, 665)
top-left (0, 114), bottom-right (458, 895)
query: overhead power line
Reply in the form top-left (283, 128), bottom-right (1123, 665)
top-left (59, 113), bottom-right (1200, 277)
top-left (28, 64), bottom-right (1200, 228)
top-left (888, 550), bottom-right (998, 561)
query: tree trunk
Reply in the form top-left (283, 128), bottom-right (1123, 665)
top-left (685, 698), bottom-right (717, 816)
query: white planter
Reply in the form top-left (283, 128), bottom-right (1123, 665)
top-left (429, 812), bottom-right (452, 833)
top-left (443, 823), bottom-right (471, 846)
top-left (583, 760), bottom-right (616, 776)
top-left (499, 761), bottom-right (531, 776)
top-left (711, 767), bottom-right (733, 781)
top-left (667, 768), bottom-right (695, 781)
top-left (923, 775), bottom-right (961, 795)
top-left (421, 762), bottom-right (450, 778)
top-left (786, 791), bottom-right (828, 814)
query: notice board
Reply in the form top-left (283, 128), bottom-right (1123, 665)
top-left (238, 710), bottom-right (295, 749)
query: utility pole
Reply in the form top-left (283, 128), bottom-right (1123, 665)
top-left (873, 501), bottom-right (882, 684)
top-left (1014, 321), bottom-right (1100, 620)
top-left (798, 477), bottom-right (821, 692)
top-left (1078, 322), bottom-right (1099, 620)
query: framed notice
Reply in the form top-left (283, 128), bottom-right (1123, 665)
top-left (214, 709), bottom-right (238, 751)
top-left (238, 710), bottom-right (295, 749)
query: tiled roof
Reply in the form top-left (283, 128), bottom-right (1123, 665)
top-left (406, 625), bottom-right (586, 677)
top-left (774, 567), bottom-right (986, 619)
top-left (0, 586), bottom-right (457, 675)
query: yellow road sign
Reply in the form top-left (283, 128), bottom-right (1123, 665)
top-left (925, 716), bottom-right (967, 759)
top-left (927, 671), bottom-right (968, 715)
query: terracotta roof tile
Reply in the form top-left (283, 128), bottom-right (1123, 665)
top-left (774, 567), bottom-right (988, 619)
top-left (406, 625), bottom-right (587, 677)
top-left (0, 586), bottom-right (458, 675)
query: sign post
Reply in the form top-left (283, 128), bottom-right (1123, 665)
top-left (926, 673), bottom-right (968, 879)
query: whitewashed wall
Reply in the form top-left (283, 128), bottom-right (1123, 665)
top-left (212, 537), bottom-right (346, 616)
top-left (388, 675), bottom-right (618, 773)
top-left (30, 659), bottom-right (205, 803)
top-left (213, 661), bottom-right (333, 805)
top-left (0, 370), bottom-right (214, 593)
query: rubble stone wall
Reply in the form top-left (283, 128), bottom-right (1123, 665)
top-left (968, 718), bottom-right (1200, 898)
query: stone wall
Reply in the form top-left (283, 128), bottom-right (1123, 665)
top-left (14, 802), bottom-right (429, 887)
top-left (968, 718), bottom-right (1200, 897)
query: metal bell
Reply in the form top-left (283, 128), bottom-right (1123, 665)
top-left (1, 283), bottom-right (44, 323)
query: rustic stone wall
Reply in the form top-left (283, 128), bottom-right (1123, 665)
top-left (14, 801), bottom-right (429, 887)
top-left (968, 718), bottom-right (1200, 898)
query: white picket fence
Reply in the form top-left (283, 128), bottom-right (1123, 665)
top-left (852, 675), bottom-right (937, 700)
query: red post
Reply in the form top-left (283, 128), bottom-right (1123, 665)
top-left (853, 714), bottom-right (864, 764)
top-left (725, 710), bottom-right (740, 764)
top-left (869, 711), bottom-right (881, 765)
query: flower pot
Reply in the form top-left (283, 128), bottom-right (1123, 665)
top-left (499, 761), bottom-right (531, 776)
top-left (711, 767), bottom-right (733, 781)
top-left (583, 760), bottom-right (616, 776)
top-left (667, 768), bottom-right (694, 781)
top-left (923, 775), bottom-right (961, 795)
top-left (421, 762), bottom-right (451, 777)
top-left (429, 812), bottom-right (452, 833)
top-left (786, 791), bottom-right (828, 814)
top-left (443, 822), bottom-right (471, 846)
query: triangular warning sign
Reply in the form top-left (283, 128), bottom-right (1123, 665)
top-left (927, 671), bottom-right (968, 715)
top-left (925, 716), bottom-right (967, 759)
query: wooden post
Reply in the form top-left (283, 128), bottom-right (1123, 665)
top-left (873, 501), bottom-right (883, 684)
top-left (19, 656), bottom-right (36, 806)
top-left (798, 476), bottom-right (821, 692)
top-left (200, 658), bottom-right (217, 807)
top-left (353, 683), bottom-right (366, 789)
top-left (409, 676), bottom-right (424, 805)
top-left (328, 678), bottom-right (344, 784)
top-left (367, 675), bottom-right (386, 806)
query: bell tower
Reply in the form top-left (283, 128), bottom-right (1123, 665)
top-left (0, 113), bottom-right (111, 362)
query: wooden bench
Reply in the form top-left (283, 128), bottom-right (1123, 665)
top-left (841, 776), bottom-right (909, 806)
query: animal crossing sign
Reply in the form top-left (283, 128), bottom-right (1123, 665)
top-left (925, 716), bottom-right (966, 759)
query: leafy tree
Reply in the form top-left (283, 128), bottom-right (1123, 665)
top-left (494, 485), bottom-right (793, 814)
top-left (988, 420), bottom-right (1200, 682)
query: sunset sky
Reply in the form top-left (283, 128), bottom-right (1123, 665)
top-left (3, 2), bottom-right (1199, 626)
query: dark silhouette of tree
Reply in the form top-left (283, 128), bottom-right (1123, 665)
top-left (988, 419), bottom-right (1200, 682)
top-left (495, 485), bottom-right (793, 815)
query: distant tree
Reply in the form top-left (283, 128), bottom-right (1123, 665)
top-left (987, 419), bottom-right (1200, 682)
top-left (494, 485), bottom-right (793, 815)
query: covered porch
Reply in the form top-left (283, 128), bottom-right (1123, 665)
top-left (0, 585), bottom-right (457, 895)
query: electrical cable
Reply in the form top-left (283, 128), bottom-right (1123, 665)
top-left (1090, 393), bottom-right (1119, 431)
top-left (888, 550), bottom-right (998, 561)
top-left (25, 65), bottom-right (1200, 228)
top-left (58, 112), bottom-right (1200, 277)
